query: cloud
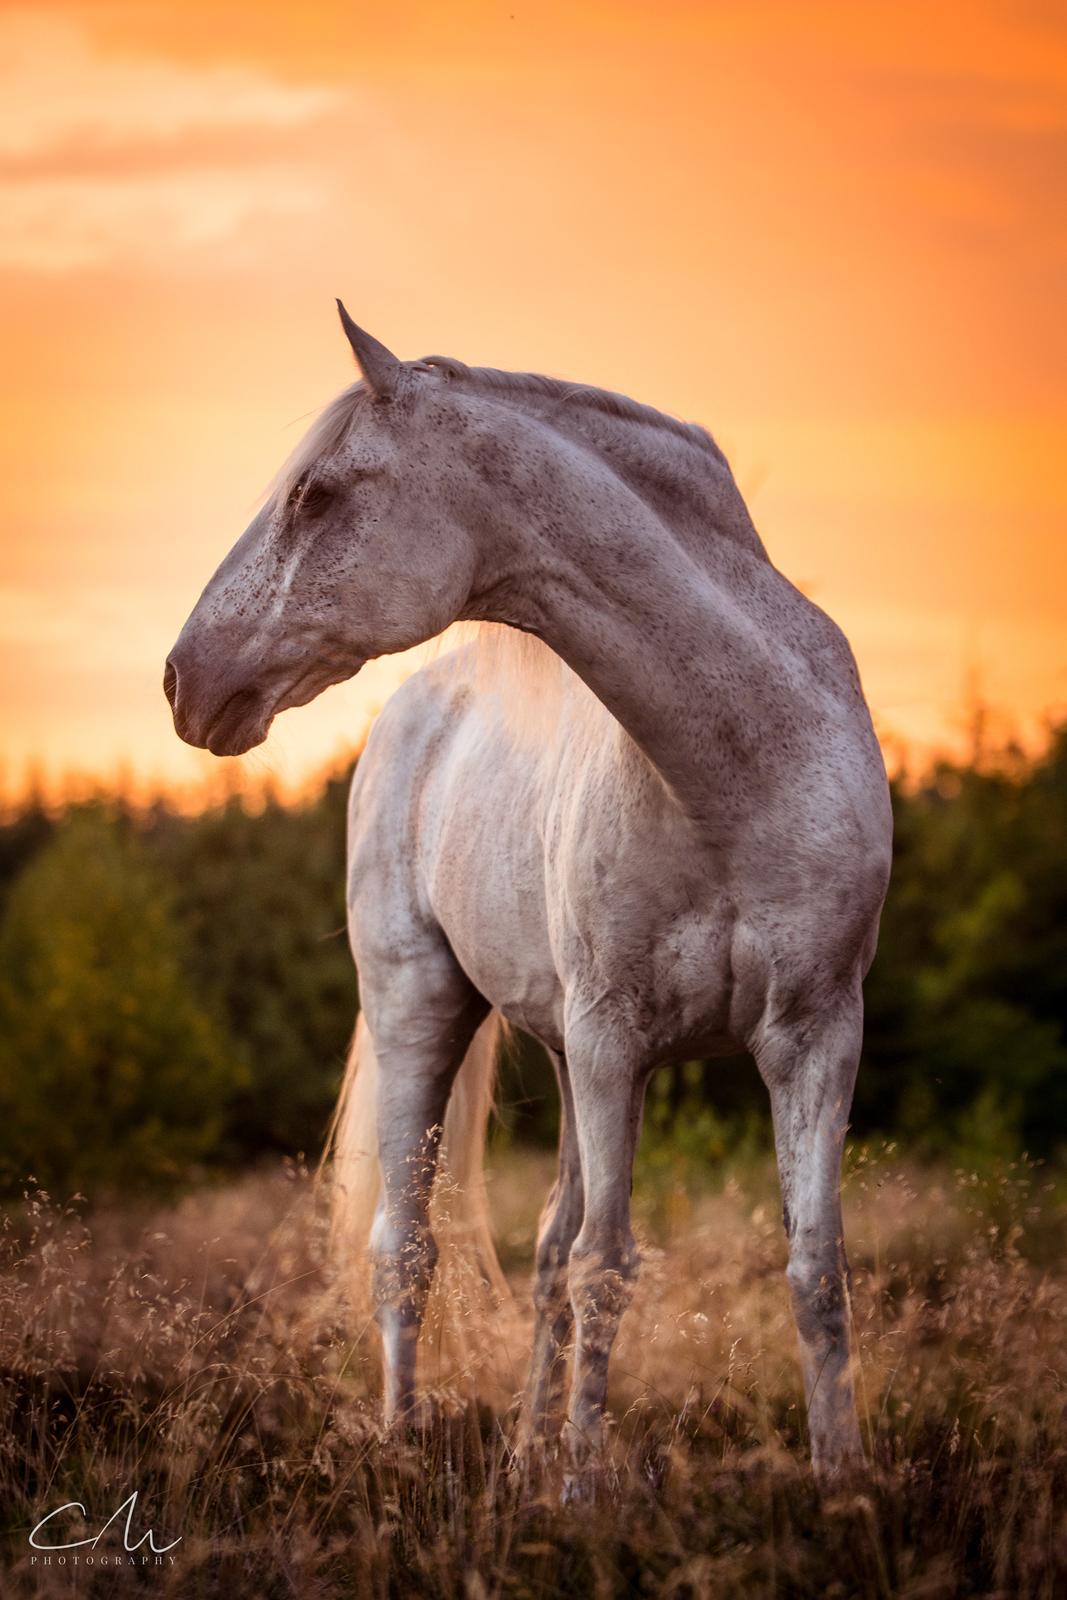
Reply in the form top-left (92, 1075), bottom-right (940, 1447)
top-left (0, 11), bottom-right (342, 271)
top-left (0, 167), bottom-right (329, 272)
top-left (0, 12), bottom-right (339, 156)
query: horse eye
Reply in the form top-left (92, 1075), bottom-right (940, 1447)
top-left (288, 476), bottom-right (333, 519)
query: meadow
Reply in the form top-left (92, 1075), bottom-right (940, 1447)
top-left (2, 1144), bottom-right (1064, 1598)
top-left (0, 724), bottom-right (1064, 1594)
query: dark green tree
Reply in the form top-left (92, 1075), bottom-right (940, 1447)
top-left (0, 811), bottom-right (243, 1197)
top-left (859, 729), bottom-right (1067, 1156)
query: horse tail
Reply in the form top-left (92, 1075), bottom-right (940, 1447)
top-left (323, 1011), bottom-right (513, 1384)
top-left (322, 1011), bottom-right (382, 1270)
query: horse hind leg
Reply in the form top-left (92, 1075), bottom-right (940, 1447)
top-left (523, 1049), bottom-right (584, 1448)
top-left (361, 948), bottom-right (489, 1423)
top-left (755, 993), bottom-right (866, 1481)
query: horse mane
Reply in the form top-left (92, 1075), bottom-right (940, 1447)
top-left (437, 621), bottom-right (583, 747)
top-left (418, 355), bottom-right (724, 459)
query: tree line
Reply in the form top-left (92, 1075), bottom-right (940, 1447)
top-left (0, 723), bottom-right (1064, 1197)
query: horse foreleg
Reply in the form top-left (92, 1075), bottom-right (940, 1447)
top-left (561, 1034), bottom-right (645, 1474)
top-left (364, 958), bottom-right (486, 1425)
top-left (756, 996), bottom-right (866, 1482)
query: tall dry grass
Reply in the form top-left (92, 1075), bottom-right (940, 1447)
top-left (1, 1146), bottom-right (1065, 1597)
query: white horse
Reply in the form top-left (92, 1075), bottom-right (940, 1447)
top-left (166, 304), bottom-right (892, 1482)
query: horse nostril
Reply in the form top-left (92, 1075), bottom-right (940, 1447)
top-left (163, 657), bottom-right (179, 708)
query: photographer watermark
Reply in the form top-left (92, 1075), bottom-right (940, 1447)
top-left (29, 1490), bottom-right (181, 1568)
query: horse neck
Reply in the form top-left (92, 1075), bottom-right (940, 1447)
top-left (467, 403), bottom-right (791, 830)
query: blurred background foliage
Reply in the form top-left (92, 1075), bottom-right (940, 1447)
top-left (0, 723), bottom-right (1064, 1199)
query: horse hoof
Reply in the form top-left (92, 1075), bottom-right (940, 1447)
top-left (562, 1452), bottom-right (617, 1506)
top-left (560, 1466), bottom-right (599, 1506)
top-left (385, 1400), bottom-right (434, 1441)
top-left (560, 1426), bottom-right (607, 1505)
top-left (812, 1447), bottom-right (869, 1492)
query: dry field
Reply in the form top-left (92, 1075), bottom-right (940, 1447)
top-left (1, 1145), bottom-right (1065, 1598)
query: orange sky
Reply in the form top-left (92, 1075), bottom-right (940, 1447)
top-left (1, 0), bottom-right (1064, 803)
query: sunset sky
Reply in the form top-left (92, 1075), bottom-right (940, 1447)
top-left (1, 0), bottom-right (1064, 803)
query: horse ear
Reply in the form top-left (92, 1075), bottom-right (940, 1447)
top-left (336, 300), bottom-right (400, 399)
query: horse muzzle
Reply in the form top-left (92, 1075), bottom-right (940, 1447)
top-left (164, 647), bottom-right (365, 757)
top-left (164, 650), bottom-right (274, 756)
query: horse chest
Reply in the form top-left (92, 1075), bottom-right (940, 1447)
top-left (544, 850), bottom-right (742, 1058)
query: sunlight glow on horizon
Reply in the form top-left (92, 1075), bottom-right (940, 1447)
top-left (1, 0), bottom-right (1064, 803)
